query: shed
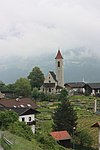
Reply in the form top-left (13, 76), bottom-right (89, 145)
top-left (50, 130), bottom-right (71, 148)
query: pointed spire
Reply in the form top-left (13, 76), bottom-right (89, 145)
top-left (55, 50), bottom-right (63, 59)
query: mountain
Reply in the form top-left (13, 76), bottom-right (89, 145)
top-left (0, 49), bottom-right (100, 84)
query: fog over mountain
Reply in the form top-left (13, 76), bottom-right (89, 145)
top-left (0, 0), bottom-right (100, 84)
top-left (0, 48), bottom-right (100, 84)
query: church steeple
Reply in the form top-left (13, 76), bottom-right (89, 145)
top-left (55, 50), bottom-right (63, 59)
top-left (55, 49), bottom-right (64, 88)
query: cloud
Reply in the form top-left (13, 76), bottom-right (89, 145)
top-left (0, 0), bottom-right (100, 58)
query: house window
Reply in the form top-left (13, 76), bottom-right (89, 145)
top-left (58, 61), bottom-right (60, 67)
top-left (49, 88), bottom-right (51, 92)
top-left (49, 80), bottom-right (51, 83)
top-left (29, 117), bottom-right (31, 121)
top-left (22, 117), bottom-right (25, 122)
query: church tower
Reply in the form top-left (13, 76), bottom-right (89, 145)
top-left (55, 50), bottom-right (64, 87)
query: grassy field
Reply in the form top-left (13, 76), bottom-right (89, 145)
top-left (37, 95), bottom-right (100, 149)
top-left (1, 95), bottom-right (100, 150)
top-left (2, 131), bottom-right (42, 150)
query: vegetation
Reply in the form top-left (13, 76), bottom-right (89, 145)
top-left (52, 89), bottom-right (77, 134)
top-left (0, 94), bottom-right (100, 149)
top-left (0, 81), bottom-right (7, 92)
top-left (77, 130), bottom-right (93, 147)
top-left (0, 110), bottom-right (18, 130)
top-left (0, 77), bottom-right (100, 150)
top-left (14, 77), bottom-right (31, 97)
top-left (28, 66), bottom-right (45, 89)
top-left (1, 131), bottom-right (42, 150)
top-left (9, 121), bottom-right (34, 141)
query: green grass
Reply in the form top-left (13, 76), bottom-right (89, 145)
top-left (2, 95), bottom-right (100, 150)
top-left (77, 115), bottom-right (100, 149)
top-left (37, 95), bottom-right (100, 149)
top-left (2, 131), bottom-right (42, 150)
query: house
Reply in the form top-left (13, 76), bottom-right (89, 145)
top-left (64, 82), bottom-right (100, 96)
top-left (41, 50), bottom-right (64, 94)
top-left (0, 98), bottom-right (39, 133)
top-left (0, 92), bottom-right (5, 99)
top-left (64, 82), bottom-right (86, 95)
top-left (86, 83), bottom-right (100, 96)
top-left (50, 130), bottom-right (72, 148)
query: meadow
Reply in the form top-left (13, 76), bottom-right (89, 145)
top-left (2, 95), bottom-right (100, 150)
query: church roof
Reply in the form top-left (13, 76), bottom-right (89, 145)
top-left (87, 83), bottom-right (100, 89)
top-left (49, 71), bottom-right (57, 82)
top-left (64, 82), bottom-right (85, 88)
top-left (0, 98), bottom-right (38, 109)
top-left (55, 50), bottom-right (63, 59)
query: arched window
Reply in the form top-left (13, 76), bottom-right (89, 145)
top-left (58, 61), bottom-right (60, 67)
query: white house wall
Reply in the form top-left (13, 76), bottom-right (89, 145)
top-left (19, 114), bottom-right (35, 133)
top-left (19, 114), bottom-right (35, 122)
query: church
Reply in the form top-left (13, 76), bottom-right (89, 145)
top-left (41, 50), bottom-right (64, 94)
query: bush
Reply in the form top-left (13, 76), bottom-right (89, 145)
top-left (9, 121), bottom-right (33, 141)
top-left (78, 130), bottom-right (93, 147)
top-left (35, 132), bottom-right (65, 150)
top-left (0, 110), bottom-right (18, 130)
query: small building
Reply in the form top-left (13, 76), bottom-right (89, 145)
top-left (50, 130), bottom-right (72, 148)
top-left (0, 92), bottom-right (5, 99)
top-left (0, 98), bottom-right (39, 133)
top-left (64, 82), bottom-right (86, 95)
top-left (87, 83), bottom-right (100, 96)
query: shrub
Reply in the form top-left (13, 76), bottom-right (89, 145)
top-left (9, 121), bottom-right (33, 141)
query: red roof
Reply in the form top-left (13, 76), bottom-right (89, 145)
top-left (55, 50), bottom-right (63, 59)
top-left (50, 130), bottom-right (71, 141)
top-left (0, 98), bottom-right (38, 109)
top-left (91, 122), bottom-right (100, 128)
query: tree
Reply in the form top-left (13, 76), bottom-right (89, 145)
top-left (58, 88), bottom-right (68, 101)
top-left (52, 89), bottom-right (77, 134)
top-left (32, 88), bottom-right (40, 100)
top-left (28, 66), bottom-right (44, 89)
top-left (15, 77), bottom-right (31, 97)
top-left (0, 110), bottom-right (18, 130)
top-left (0, 81), bottom-right (7, 92)
top-left (6, 83), bottom-right (15, 93)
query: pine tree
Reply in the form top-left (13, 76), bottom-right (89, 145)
top-left (52, 89), bottom-right (77, 134)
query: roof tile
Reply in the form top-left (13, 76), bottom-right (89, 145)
top-left (50, 130), bottom-right (71, 141)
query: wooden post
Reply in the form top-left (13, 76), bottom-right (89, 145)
top-left (94, 99), bottom-right (97, 113)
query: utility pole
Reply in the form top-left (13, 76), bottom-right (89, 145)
top-left (73, 127), bottom-right (76, 150)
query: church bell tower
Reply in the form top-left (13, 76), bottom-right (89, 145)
top-left (55, 50), bottom-right (64, 87)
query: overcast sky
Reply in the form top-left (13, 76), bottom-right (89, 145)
top-left (0, 0), bottom-right (100, 59)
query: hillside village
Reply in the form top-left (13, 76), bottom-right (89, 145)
top-left (0, 50), bottom-right (100, 150)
